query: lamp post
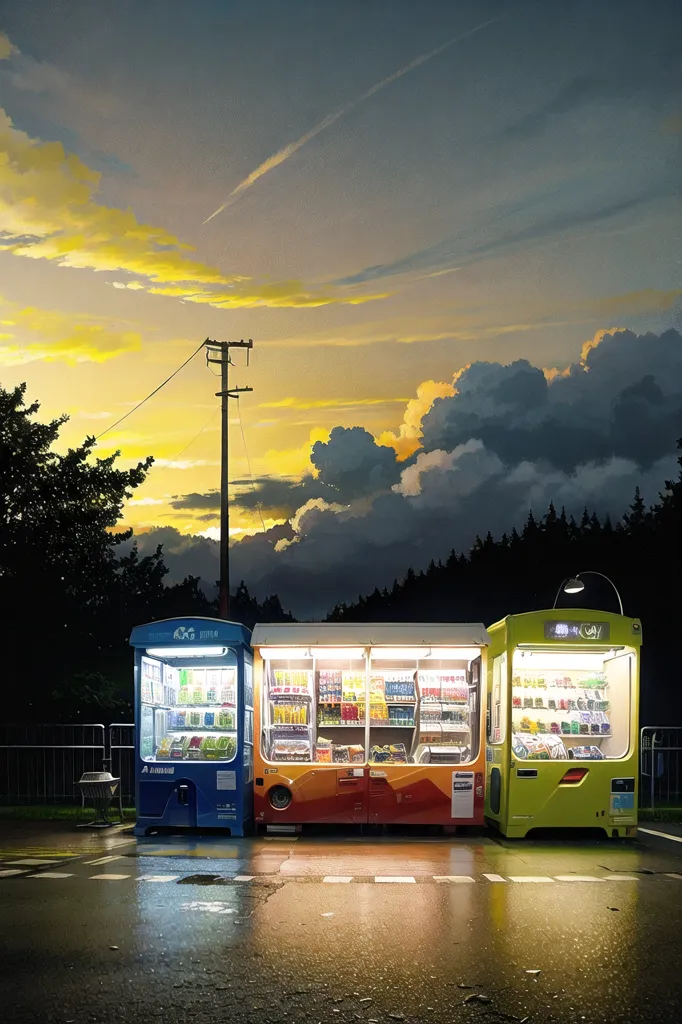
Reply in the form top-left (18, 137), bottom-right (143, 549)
top-left (552, 570), bottom-right (624, 615)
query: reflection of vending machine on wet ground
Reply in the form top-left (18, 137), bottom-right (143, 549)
top-left (484, 609), bottom-right (641, 838)
top-left (251, 623), bottom-right (490, 829)
top-left (130, 617), bottom-right (254, 836)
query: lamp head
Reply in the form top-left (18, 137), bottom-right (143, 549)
top-left (563, 577), bottom-right (585, 595)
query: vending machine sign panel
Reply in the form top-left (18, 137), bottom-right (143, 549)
top-left (544, 621), bottom-right (611, 641)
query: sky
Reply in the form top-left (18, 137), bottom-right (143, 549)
top-left (1, 0), bottom-right (681, 616)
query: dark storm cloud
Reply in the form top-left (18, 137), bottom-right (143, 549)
top-left (147, 329), bottom-right (682, 619)
top-left (311, 426), bottom-right (401, 495)
top-left (227, 444), bottom-right (677, 619)
top-left (233, 475), bottom-right (340, 517)
top-left (131, 526), bottom-right (221, 594)
top-left (421, 330), bottom-right (682, 471)
top-left (169, 490), bottom-right (220, 510)
top-left (170, 427), bottom-right (403, 519)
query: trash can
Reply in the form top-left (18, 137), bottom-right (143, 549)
top-left (76, 771), bottom-right (123, 828)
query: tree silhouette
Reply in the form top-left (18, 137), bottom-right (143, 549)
top-left (0, 384), bottom-right (292, 720)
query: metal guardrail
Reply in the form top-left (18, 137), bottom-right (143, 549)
top-left (2, 721), bottom-right (678, 811)
top-left (640, 726), bottom-right (682, 810)
top-left (0, 724), bottom-right (106, 806)
top-left (109, 723), bottom-right (135, 805)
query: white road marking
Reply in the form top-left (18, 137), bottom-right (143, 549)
top-left (639, 827), bottom-right (682, 845)
top-left (483, 873), bottom-right (507, 882)
top-left (181, 901), bottom-right (235, 914)
top-left (139, 875), bottom-right (179, 883)
top-left (323, 876), bottom-right (353, 883)
top-left (508, 876), bottom-right (554, 883)
top-left (0, 869), bottom-right (26, 877)
top-left (90, 873), bottom-right (131, 881)
top-left (84, 855), bottom-right (125, 865)
top-left (605, 875), bottom-right (640, 881)
top-left (375, 876), bottom-right (416, 883)
top-left (31, 872), bottom-right (74, 879)
top-left (665, 873), bottom-right (682, 879)
top-left (554, 875), bottom-right (605, 882)
top-left (433, 875), bottom-right (475, 883)
top-left (11, 859), bottom-right (58, 866)
top-left (233, 875), bottom-right (255, 882)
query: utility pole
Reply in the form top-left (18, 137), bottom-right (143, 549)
top-left (204, 338), bottom-right (253, 619)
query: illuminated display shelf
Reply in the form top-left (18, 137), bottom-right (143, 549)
top-left (514, 688), bottom-right (609, 694)
top-left (269, 724), bottom-right (310, 731)
top-left (318, 701), bottom-right (364, 705)
top-left (164, 729), bottom-right (236, 737)
top-left (514, 730), bottom-right (611, 739)
top-left (167, 703), bottom-right (236, 710)
top-left (421, 699), bottom-right (469, 704)
top-left (513, 709), bottom-right (610, 718)
top-left (318, 722), bottom-right (366, 727)
top-left (420, 725), bottom-right (471, 731)
top-left (370, 724), bottom-right (415, 729)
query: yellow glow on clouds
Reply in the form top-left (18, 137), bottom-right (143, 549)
top-left (0, 88), bottom-right (386, 315)
top-left (377, 379), bottom-right (455, 459)
top-left (0, 295), bottom-right (141, 365)
top-left (0, 31), bottom-right (15, 60)
top-left (261, 428), bottom-right (332, 478)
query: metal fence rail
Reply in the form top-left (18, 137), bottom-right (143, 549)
top-left (2, 721), bottom-right (679, 811)
top-left (0, 724), bottom-right (106, 806)
top-left (640, 726), bottom-right (682, 810)
top-left (109, 723), bottom-right (135, 805)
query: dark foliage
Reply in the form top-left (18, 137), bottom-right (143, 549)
top-left (0, 384), bottom-right (292, 721)
top-left (329, 440), bottom-right (682, 726)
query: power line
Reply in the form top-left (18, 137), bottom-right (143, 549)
top-left (95, 340), bottom-right (206, 441)
top-left (236, 395), bottom-right (267, 534)
top-left (152, 406), bottom-right (220, 474)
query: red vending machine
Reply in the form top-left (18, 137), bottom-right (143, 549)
top-left (252, 623), bottom-right (490, 830)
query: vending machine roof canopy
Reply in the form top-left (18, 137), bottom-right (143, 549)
top-left (129, 616), bottom-right (252, 649)
top-left (487, 608), bottom-right (642, 648)
top-left (251, 622), bottom-right (490, 649)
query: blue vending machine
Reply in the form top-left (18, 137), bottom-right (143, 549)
top-left (130, 617), bottom-right (254, 836)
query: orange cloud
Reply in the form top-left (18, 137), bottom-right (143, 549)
top-left (580, 326), bottom-right (628, 364)
top-left (378, 379), bottom-right (455, 459)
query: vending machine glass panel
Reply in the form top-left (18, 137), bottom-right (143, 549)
top-left (139, 653), bottom-right (239, 764)
top-left (510, 648), bottom-right (632, 761)
top-left (368, 648), bottom-right (482, 766)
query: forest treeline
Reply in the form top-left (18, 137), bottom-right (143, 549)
top-left (330, 440), bottom-right (682, 725)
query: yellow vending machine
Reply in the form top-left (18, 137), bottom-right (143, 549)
top-left (485, 609), bottom-right (641, 838)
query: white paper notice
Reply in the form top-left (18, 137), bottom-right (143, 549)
top-left (217, 770), bottom-right (236, 791)
top-left (451, 771), bottom-right (474, 818)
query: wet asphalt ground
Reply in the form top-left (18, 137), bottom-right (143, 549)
top-left (1, 823), bottom-right (682, 1024)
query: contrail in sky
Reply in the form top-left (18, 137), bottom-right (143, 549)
top-left (202, 15), bottom-right (503, 224)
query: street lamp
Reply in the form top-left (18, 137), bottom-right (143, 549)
top-left (552, 570), bottom-right (624, 616)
